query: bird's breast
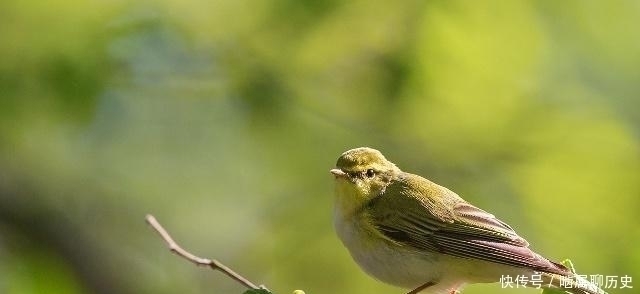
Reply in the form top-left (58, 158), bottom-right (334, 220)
top-left (333, 208), bottom-right (443, 289)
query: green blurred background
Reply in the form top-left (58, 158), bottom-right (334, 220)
top-left (0, 1), bottom-right (638, 294)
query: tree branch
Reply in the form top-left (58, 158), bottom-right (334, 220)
top-left (145, 214), bottom-right (261, 290)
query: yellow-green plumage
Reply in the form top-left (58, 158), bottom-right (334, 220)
top-left (331, 147), bottom-right (606, 294)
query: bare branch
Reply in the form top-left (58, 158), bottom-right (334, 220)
top-left (145, 214), bottom-right (261, 290)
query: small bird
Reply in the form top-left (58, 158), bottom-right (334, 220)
top-left (331, 147), bottom-right (606, 294)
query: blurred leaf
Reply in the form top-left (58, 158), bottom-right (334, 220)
top-left (0, 2), bottom-right (637, 294)
top-left (561, 259), bottom-right (577, 274)
top-left (541, 286), bottom-right (565, 294)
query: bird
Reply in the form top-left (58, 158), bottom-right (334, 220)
top-left (330, 147), bottom-right (606, 294)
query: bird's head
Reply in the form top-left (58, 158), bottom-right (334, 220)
top-left (330, 147), bottom-right (400, 215)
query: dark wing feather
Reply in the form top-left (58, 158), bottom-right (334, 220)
top-left (369, 173), bottom-right (568, 276)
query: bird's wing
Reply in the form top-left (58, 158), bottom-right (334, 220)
top-left (369, 174), bottom-right (568, 275)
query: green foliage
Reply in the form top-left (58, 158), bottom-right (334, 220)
top-left (0, 1), bottom-right (638, 294)
top-left (561, 259), bottom-right (577, 275)
top-left (540, 286), bottom-right (565, 294)
top-left (541, 287), bottom-right (565, 294)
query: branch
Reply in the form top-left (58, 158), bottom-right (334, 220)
top-left (145, 214), bottom-right (262, 290)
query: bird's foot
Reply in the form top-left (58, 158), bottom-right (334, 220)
top-left (406, 281), bottom-right (435, 294)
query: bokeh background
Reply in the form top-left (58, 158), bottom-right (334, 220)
top-left (1, 1), bottom-right (638, 294)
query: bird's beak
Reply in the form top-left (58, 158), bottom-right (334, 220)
top-left (330, 168), bottom-right (347, 178)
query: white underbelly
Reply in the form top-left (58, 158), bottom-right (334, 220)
top-left (333, 208), bottom-right (528, 293)
top-left (334, 213), bottom-right (444, 289)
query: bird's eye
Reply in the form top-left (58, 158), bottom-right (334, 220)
top-left (365, 169), bottom-right (375, 178)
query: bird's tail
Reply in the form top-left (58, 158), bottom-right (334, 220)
top-left (541, 272), bottom-right (608, 294)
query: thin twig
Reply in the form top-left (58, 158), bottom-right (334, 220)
top-left (145, 214), bottom-right (260, 290)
